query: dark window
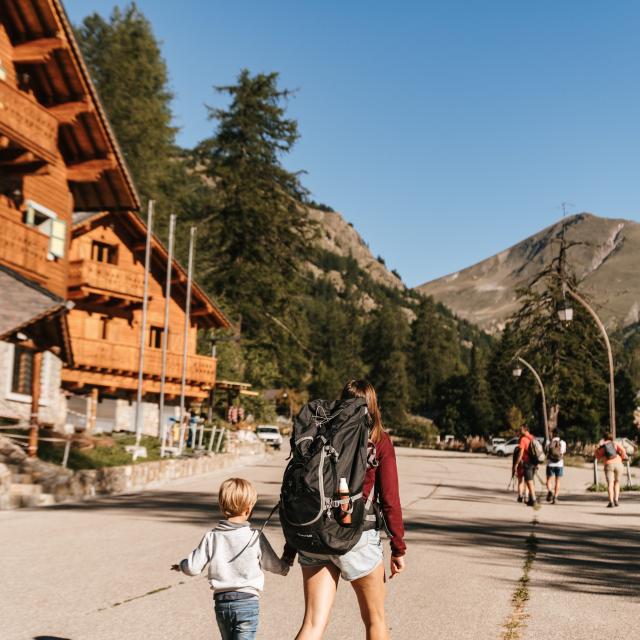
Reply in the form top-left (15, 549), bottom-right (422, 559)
top-left (91, 241), bottom-right (117, 264)
top-left (100, 317), bottom-right (110, 340)
top-left (149, 326), bottom-right (164, 349)
top-left (11, 346), bottom-right (34, 395)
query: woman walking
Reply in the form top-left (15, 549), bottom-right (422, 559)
top-left (289, 379), bottom-right (406, 640)
top-left (595, 432), bottom-right (628, 508)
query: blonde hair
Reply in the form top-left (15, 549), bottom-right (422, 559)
top-left (341, 379), bottom-right (384, 443)
top-left (218, 477), bottom-right (257, 518)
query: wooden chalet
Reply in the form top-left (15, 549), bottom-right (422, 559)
top-left (0, 0), bottom-right (138, 444)
top-left (62, 211), bottom-right (230, 435)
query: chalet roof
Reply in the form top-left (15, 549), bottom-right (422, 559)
top-left (72, 211), bottom-right (231, 330)
top-left (1, 0), bottom-right (140, 212)
top-left (0, 263), bottom-right (73, 363)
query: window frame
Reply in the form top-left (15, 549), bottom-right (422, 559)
top-left (24, 200), bottom-right (67, 260)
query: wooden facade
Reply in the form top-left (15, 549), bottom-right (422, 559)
top-left (0, 0), bottom-right (138, 298)
top-left (62, 211), bottom-right (230, 410)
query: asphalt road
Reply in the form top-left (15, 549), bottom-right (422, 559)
top-left (1, 448), bottom-right (638, 640)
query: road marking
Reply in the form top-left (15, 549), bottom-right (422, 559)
top-left (94, 579), bottom-right (196, 612)
top-left (501, 516), bottom-right (539, 640)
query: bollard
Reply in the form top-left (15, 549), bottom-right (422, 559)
top-left (215, 427), bottom-right (226, 453)
top-left (208, 427), bottom-right (217, 452)
top-left (62, 439), bottom-right (71, 468)
top-left (593, 458), bottom-right (599, 488)
top-left (626, 459), bottom-right (632, 490)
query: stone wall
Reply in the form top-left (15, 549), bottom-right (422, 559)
top-left (0, 435), bottom-right (266, 508)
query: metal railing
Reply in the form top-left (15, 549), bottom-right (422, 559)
top-left (0, 425), bottom-right (72, 468)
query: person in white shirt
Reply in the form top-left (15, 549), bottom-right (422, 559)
top-left (545, 429), bottom-right (567, 504)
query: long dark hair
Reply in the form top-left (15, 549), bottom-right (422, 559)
top-left (341, 379), bottom-right (384, 443)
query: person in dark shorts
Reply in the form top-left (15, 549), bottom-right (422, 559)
top-left (512, 424), bottom-right (537, 507)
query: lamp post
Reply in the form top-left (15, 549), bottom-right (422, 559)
top-left (512, 356), bottom-right (550, 443)
top-left (557, 286), bottom-right (616, 439)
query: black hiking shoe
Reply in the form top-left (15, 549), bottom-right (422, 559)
top-left (614, 501), bottom-right (619, 507)
top-left (607, 502), bottom-right (614, 508)
top-left (552, 496), bottom-right (557, 504)
top-left (526, 498), bottom-right (537, 507)
top-left (546, 491), bottom-right (553, 502)
top-left (517, 495), bottom-right (524, 503)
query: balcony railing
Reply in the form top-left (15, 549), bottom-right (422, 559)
top-left (68, 259), bottom-right (145, 300)
top-left (0, 213), bottom-right (50, 284)
top-left (69, 336), bottom-right (217, 387)
top-left (0, 81), bottom-right (58, 164)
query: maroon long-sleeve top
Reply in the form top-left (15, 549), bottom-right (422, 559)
top-left (364, 431), bottom-right (406, 557)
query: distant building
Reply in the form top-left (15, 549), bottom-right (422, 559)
top-left (62, 211), bottom-right (230, 435)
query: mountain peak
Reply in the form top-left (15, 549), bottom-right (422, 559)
top-left (416, 213), bottom-right (639, 333)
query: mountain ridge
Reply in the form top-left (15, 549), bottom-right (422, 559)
top-left (416, 213), bottom-right (640, 333)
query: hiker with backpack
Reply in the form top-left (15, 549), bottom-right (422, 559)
top-left (280, 379), bottom-right (406, 640)
top-left (545, 429), bottom-right (566, 504)
top-left (511, 424), bottom-right (545, 507)
top-left (595, 432), bottom-right (628, 508)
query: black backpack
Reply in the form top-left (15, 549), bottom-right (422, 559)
top-left (279, 397), bottom-right (374, 555)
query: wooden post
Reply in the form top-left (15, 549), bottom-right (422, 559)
top-left (27, 351), bottom-right (42, 457)
top-left (86, 387), bottom-right (98, 435)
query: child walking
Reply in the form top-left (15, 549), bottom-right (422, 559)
top-left (171, 477), bottom-right (289, 639)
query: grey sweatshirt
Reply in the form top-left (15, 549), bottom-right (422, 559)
top-left (179, 520), bottom-right (289, 596)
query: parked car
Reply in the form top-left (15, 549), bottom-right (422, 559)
top-left (486, 437), bottom-right (506, 454)
top-left (495, 436), bottom-right (544, 457)
top-left (494, 437), bottom-right (519, 457)
top-left (256, 425), bottom-right (283, 450)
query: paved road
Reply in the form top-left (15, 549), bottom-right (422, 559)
top-left (1, 449), bottom-right (639, 640)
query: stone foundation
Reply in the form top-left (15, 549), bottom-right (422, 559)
top-left (0, 436), bottom-right (266, 508)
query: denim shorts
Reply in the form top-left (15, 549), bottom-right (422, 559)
top-left (214, 598), bottom-right (259, 640)
top-left (297, 529), bottom-right (383, 581)
top-left (546, 465), bottom-right (564, 478)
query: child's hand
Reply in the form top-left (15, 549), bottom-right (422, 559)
top-left (170, 564), bottom-right (181, 572)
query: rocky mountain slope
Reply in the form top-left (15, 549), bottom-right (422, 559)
top-left (416, 213), bottom-right (640, 333)
top-left (307, 207), bottom-right (404, 291)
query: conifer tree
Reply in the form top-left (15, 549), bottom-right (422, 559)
top-left (195, 70), bottom-right (313, 387)
top-left (363, 305), bottom-right (409, 428)
top-left (76, 2), bottom-right (208, 237)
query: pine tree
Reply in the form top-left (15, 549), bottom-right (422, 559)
top-left (195, 70), bottom-right (313, 387)
top-left (409, 297), bottom-right (463, 415)
top-left (75, 2), bottom-right (207, 237)
top-left (363, 305), bottom-right (409, 428)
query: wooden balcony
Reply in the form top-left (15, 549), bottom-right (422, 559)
top-left (68, 336), bottom-right (217, 388)
top-left (0, 81), bottom-right (58, 170)
top-left (0, 212), bottom-right (50, 285)
top-left (68, 259), bottom-right (145, 303)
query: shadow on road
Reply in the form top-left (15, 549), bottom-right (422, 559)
top-left (406, 512), bottom-right (640, 599)
top-left (46, 492), bottom-right (281, 527)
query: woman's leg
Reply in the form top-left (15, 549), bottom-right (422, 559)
top-left (350, 562), bottom-right (389, 640)
top-left (295, 564), bottom-right (340, 640)
top-left (606, 474), bottom-right (614, 504)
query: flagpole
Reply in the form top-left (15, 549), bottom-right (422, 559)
top-left (134, 200), bottom-right (154, 448)
top-left (178, 226), bottom-right (196, 454)
top-left (159, 213), bottom-right (176, 457)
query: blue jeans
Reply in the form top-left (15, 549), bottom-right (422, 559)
top-left (215, 599), bottom-right (259, 640)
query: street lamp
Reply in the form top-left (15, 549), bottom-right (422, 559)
top-left (557, 299), bottom-right (574, 323)
top-left (557, 285), bottom-right (616, 438)
top-left (512, 356), bottom-right (550, 443)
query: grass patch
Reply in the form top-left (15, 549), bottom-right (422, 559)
top-left (37, 433), bottom-right (164, 470)
top-left (502, 530), bottom-right (538, 640)
top-left (587, 482), bottom-right (640, 492)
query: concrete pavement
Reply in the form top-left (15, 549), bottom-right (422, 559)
top-left (0, 449), bottom-right (638, 639)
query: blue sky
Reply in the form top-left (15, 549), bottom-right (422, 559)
top-left (65, 1), bottom-right (640, 287)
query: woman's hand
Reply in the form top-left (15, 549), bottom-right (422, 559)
top-left (390, 555), bottom-right (405, 579)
